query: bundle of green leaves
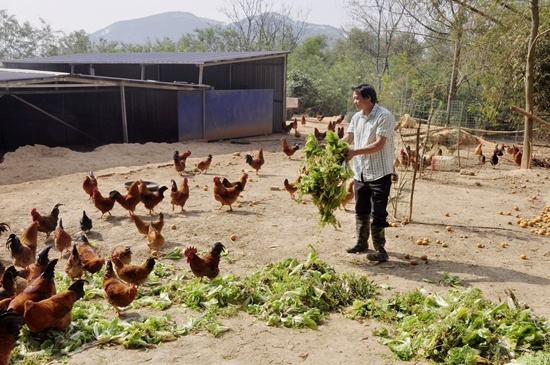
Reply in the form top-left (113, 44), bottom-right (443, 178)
top-left (297, 130), bottom-right (353, 228)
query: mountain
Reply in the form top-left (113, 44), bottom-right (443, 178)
top-left (90, 11), bottom-right (344, 45)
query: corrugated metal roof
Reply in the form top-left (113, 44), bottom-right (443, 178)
top-left (0, 68), bottom-right (68, 82)
top-left (3, 51), bottom-right (289, 65)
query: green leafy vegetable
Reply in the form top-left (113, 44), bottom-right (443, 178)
top-left (298, 130), bottom-right (353, 228)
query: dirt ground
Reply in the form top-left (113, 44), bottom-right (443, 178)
top-left (1, 118), bottom-right (549, 365)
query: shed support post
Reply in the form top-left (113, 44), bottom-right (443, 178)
top-left (120, 84), bottom-right (129, 143)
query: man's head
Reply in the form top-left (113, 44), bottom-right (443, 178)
top-left (351, 83), bottom-right (378, 104)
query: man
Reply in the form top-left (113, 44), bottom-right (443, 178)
top-left (341, 83), bottom-right (396, 262)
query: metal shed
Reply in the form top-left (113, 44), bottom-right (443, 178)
top-left (1, 52), bottom-right (288, 151)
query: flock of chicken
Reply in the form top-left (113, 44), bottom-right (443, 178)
top-left (0, 114), bottom-right (350, 363)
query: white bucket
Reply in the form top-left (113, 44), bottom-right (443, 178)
top-left (431, 156), bottom-right (456, 171)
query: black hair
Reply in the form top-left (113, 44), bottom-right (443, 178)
top-left (351, 83), bottom-right (378, 104)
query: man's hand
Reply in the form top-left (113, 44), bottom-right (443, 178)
top-left (344, 147), bottom-right (354, 160)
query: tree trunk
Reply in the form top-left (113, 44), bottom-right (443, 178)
top-left (522, 0), bottom-right (539, 169)
top-left (446, 7), bottom-right (464, 127)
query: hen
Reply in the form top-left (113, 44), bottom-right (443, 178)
top-left (111, 256), bottom-right (156, 287)
top-left (340, 180), bottom-right (355, 211)
top-left (54, 218), bottom-right (72, 260)
top-left (513, 149), bottom-right (523, 167)
top-left (139, 180), bottom-right (169, 215)
top-left (314, 127), bottom-right (326, 142)
top-left (23, 279), bottom-right (86, 333)
top-left (245, 147), bottom-right (265, 175)
top-left (82, 171), bottom-right (98, 199)
top-left (111, 245), bottom-right (132, 265)
top-left (184, 242), bottom-right (225, 281)
top-left (8, 259), bottom-right (58, 316)
top-left (0, 308), bottom-right (24, 365)
top-left (490, 149), bottom-right (499, 167)
top-left (31, 203), bottom-right (63, 239)
top-left (26, 246), bottom-right (53, 285)
top-left (131, 212), bottom-right (164, 236)
top-left (282, 120), bottom-right (293, 134)
top-left (173, 150), bottom-right (192, 175)
top-left (316, 112), bottom-right (325, 121)
top-left (79, 210), bottom-right (93, 233)
top-left (147, 225), bottom-right (165, 253)
top-left (5, 230), bottom-right (37, 268)
top-left (301, 114), bottom-right (306, 125)
top-left (64, 244), bottom-right (84, 281)
top-left (283, 176), bottom-right (301, 200)
top-left (281, 138), bottom-right (299, 159)
top-left (195, 154), bottom-right (213, 174)
top-left (213, 176), bottom-right (243, 211)
top-left (103, 260), bottom-right (138, 315)
top-left (222, 172), bottom-right (249, 191)
top-left (92, 188), bottom-right (116, 218)
top-left (109, 180), bottom-right (141, 216)
top-left (170, 178), bottom-right (190, 212)
top-left (77, 235), bottom-right (105, 274)
top-left (327, 120), bottom-right (336, 132)
top-left (0, 268), bottom-right (16, 300)
top-left (337, 126), bottom-right (344, 139)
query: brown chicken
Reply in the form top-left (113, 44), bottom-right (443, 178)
top-left (82, 171), bottom-right (98, 199)
top-left (245, 147), bottom-right (265, 175)
top-left (147, 225), bottom-right (165, 252)
top-left (301, 114), bottom-right (306, 125)
top-left (64, 244), bottom-right (84, 281)
top-left (170, 178), bottom-right (190, 212)
top-left (314, 127), bottom-right (326, 142)
top-left (514, 149), bottom-right (523, 167)
top-left (213, 176), bottom-right (243, 211)
top-left (196, 154), bottom-right (213, 174)
top-left (0, 308), bottom-right (24, 365)
top-left (283, 176), bottom-right (302, 200)
top-left (340, 180), bottom-right (355, 211)
top-left (0, 268), bottom-right (16, 300)
top-left (54, 218), bottom-right (72, 260)
top-left (327, 120), bottom-right (336, 132)
top-left (139, 180), bottom-right (169, 215)
top-left (292, 117), bottom-right (298, 130)
top-left (334, 114), bottom-right (345, 124)
top-left (282, 120), bottom-right (293, 134)
top-left (26, 246), bottom-right (53, 285)
top-left (23, 279), bottom-right (86, 333)
top-left (8, 259), bottom-right (58, 316)
top-left (281, 138), bottom-right (300, 159)
top-left (474, 143), bottom-right (483, 156)
top-left (173, 150), bottom-right (192, 175)
top-left (77, 235), bottom-right (105, 274)
top-left (131, 212), bottom-right (164, 236)
top-left (337, 126), bottom-right (344, 139)
top-left (111, 245), bottom-right (132, 265)
top-left (109, 180), bottom-right (141, 216)
top-left (103, 260), bottom-right (138, 315)
top-left (316, 112), bottom-right (325, 121)
top-left (92, 188), bottom-right (116, 218)
top-left (31, 203), bottom-right (63, 239)
top-left (222, 172), bottom-right (249, 191)
top-left (184, 242), bottom-right (225, 281)
top-left (111, 256), bottom-right (156, 286)
top-left (5, 231), bottom-right (37, 268)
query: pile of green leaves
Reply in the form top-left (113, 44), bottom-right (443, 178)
top-left (348, 287), bottom-right (550, 364)
top-left (297, 130), bottom-right (353, 228)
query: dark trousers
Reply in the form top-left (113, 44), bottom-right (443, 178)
top-left (354, 174), bottom-right (392, 227)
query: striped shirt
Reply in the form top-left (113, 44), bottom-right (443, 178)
top-left (347, 104), bottom-right (396, 182)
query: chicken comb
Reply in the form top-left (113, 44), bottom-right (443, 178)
top-left (184, 246), bottom-right (197, 257)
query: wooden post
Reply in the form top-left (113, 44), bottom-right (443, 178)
top-left (510, 105), bottom-right (550, 128)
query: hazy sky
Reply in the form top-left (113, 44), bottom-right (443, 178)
top-left (2, 0), bottom-right (348, 33)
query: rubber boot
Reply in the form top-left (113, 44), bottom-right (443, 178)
top-left (346, 214), bottom-right (370, 253)
top-left (367, 224), bottom-right (389, 262)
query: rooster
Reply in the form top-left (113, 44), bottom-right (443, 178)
top-left (82, 171), bottom-right (98, 200)
top-left (6, 232), bottom-right (37, 269)
top-left (0, 308), bottom-right (24, 365)
top-left (170, 178), bottom-right (190, 212)
top-left (184, 242), bottom-right (225, 281)
top-left (30, 203), bottom-right (63, 239)
top-left (0, 222), bottom-right (10, 235)
top-left (245, 147), bottom-right (265, 175)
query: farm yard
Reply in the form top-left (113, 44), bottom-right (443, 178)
top-left (1, 116), bottom-right (550, 365)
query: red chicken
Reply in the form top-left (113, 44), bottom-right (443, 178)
top-left (173, 150), bottom-right (192, 175)
top-left (138, 180), bottom-right (169, 215)
top-left (184, 242), bottom-right (225, 281)
top-left (109, 180), bottom-right (141, 216)
top-left (131, 212), bottom-right (164, 236)
top-left (170, 178), bottom-right (190, 212)
top-left (111, 256), bottom-right (156, 287)
top-left (8, 259), bottom-right (58, 316)
top-left (23, 279), bottom-right (86, 333)
top-left (195, 154), bottom-right (213, 174)
top-left (64, 244), bottom-right (84, 281)
top-left (111, 245), bottom-right (132, 265)
top-left (222, 172), bottom-right (249, 191)
top-left (213, 176), bottom-right (243, 211)
top-left (82, 171), bottom-right (98, 199)
top-left (0, 308), bottom-right (24, 365)
top-left (281, 137), bottom-right (299, 159)
top-left (5, 230), bottom-right (37, 269)
top-left (92, 188), bottom-right (116, 218)
top-left (245, 147), bottom-right (265, 175)
top-left (103, 260), bottom-right (138, 315)
top-left (30, 203), bottom-right (63, 239)
top-left (54, 218), bottom-right (72, 260)
top-left (26, 246), bottom-right (53, 285)
top-left (77, 235), bottom-right (105, 274)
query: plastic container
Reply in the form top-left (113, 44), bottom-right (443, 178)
top-left (431, 156), bottom-right (456, 171)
